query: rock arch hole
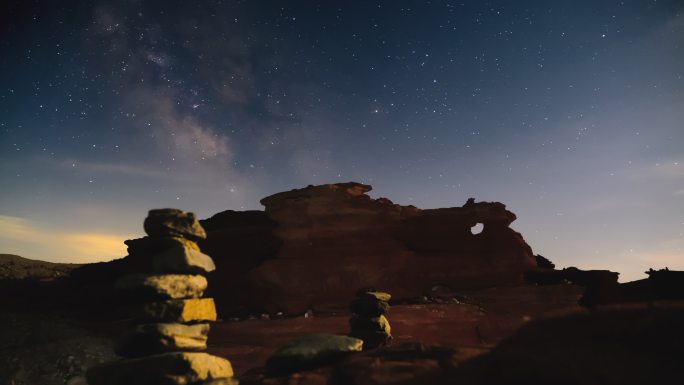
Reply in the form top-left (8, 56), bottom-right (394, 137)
top-left (470, 223), bottom-right (484, 235)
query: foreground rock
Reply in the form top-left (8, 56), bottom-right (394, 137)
top-left (87, 208), bottom-right (234, 385)
top-left (265, 333), bottom-right (363, 375)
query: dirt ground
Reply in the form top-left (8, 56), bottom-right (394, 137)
top-left (0, 283), bottom-right (583, 384)
top-left (209, 284), bottom-right (583, 375)
top-left (0, 312), bottom-right (115, 385)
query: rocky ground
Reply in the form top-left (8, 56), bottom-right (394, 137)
top-left (0, 311), bottom-right (115, 385)
top-left (0, 277), bottom-right (585, 384)
top-left (1, 267), bottom-right (683, 385)
top-left (238, 301), bottom-right (684, 385)
top-left (0, 255), bottom-right (111, 384)
top-left (209, 284), bottom-right (584, 375)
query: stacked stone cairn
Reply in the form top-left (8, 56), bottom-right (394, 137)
top-left (87, 208), bottom-right (236, 385)
top-left (348, 289), bottom-right (393, 350)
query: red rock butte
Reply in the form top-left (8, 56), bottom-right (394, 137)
top-left (199, 182), bottom-right (538, 314)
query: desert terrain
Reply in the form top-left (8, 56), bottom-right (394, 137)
top-left (1, 183), bottom-right (682, 385)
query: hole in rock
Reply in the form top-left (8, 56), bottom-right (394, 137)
top-left (470, 223), bottom-right (484, 234)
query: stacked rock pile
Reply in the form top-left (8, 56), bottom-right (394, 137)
top-left (87, 208), bottom-right (235, 385)
top-left (348, 289), bottom-right (393, 350)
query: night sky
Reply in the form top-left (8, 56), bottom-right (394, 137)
top-left (1, 1), bottom-right (682, 281)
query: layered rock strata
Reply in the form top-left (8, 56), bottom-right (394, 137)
top-left (348, 290), bottom-right (393, 349)
top-left (87, 209), bottom-right (235, 385)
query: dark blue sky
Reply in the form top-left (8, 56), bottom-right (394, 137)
top-left (1, 1), bottom-right (682, 281)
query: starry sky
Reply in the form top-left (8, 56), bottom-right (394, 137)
top-left (1, 1), bottom-right (682, 281)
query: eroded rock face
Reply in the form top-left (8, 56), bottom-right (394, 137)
top-left (239, 182), bottom-right (537, 314)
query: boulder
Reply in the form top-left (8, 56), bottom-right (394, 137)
top-left (144, 208), bottom-right (207, 241)
top-left (265, 333), bottom-right (363, 375)
top-left (115, 323), bottom-right (210, 357)
top-left (86, 352), bottom-right (232, 385)
top-left (115, 274), bottom-right (208, 299)
top-left (139, 298), bottom-right (217, 323)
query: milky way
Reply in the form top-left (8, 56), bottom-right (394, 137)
top-left (1, 1), bottom-right (683, 281)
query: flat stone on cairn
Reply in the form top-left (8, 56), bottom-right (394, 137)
top-left (348, 289), bottom-right (393, 350)
top-left (116, 323), bottom-right (210, 357)
top-left (115, 274), bottom-right (208, 299)
top-left (144, 208), bottom-right (207, 241)
top-left (152, 245), bottom-right (216, 275)
top-left (139, 297), bottom-right (218, 323)
top-left (87, 208), bottom-right (234, 385)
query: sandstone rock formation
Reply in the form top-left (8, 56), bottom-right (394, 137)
top-left (621, 268), bottom-right (684, 302)
top-left (243, 182), bottom-right (537, 314)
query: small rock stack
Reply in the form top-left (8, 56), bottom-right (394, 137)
top-left (87, 208), bottom-right (235, 385)
top-left (348, 289), bottom-right (393, 350)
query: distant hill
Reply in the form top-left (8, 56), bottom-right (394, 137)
top-left (0, 254), bottom-right (82, 280)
